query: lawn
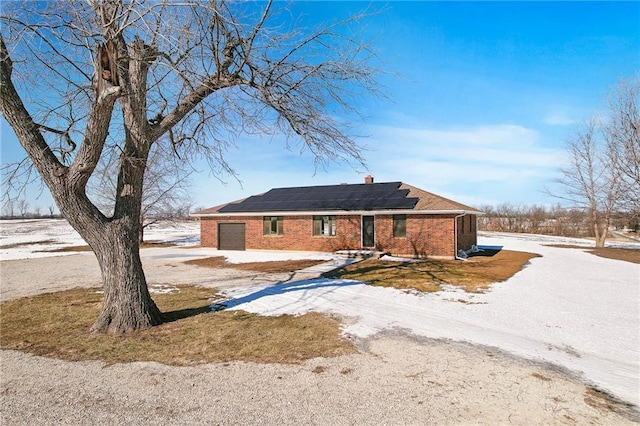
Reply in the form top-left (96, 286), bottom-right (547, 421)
top-left (325, 249), bottom-right (540, 293)
top-left (0, 285), bottom-right (354, 365)
top-left (546, 245), bottom-right (640, 264)
top-left (0, 248), bottom-right (538, 365)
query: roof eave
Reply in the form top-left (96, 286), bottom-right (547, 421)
top-left (191, 209), bottom-right (484, 218)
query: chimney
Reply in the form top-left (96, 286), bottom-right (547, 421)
top-left (364, 175), bottom-right (374, 184)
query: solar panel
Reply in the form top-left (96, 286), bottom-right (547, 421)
top-left (219, 182), bottom-right (418, 213)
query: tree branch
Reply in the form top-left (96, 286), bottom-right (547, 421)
top-left (0, 36), bottom-right (67, 182)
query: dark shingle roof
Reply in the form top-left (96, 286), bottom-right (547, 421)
top-left (194, 181), bottom-right (482, 215)
top-left (218, 182), bottom-right (418, 213)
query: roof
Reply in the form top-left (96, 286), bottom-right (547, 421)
top-left (194, 181), bottom-right (482, 216)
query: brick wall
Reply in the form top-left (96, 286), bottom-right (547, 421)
top-left (456, 214), bottom-right (478, 253)
top-left (200, 213), bottom-right (478, 258)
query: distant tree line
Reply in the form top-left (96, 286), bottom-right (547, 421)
top-left (1, 198), bottom-right (194, 222)
top-left (1, 200), bottom-right (59, 219)
top-left (477, 203), bottom-right (638, 238)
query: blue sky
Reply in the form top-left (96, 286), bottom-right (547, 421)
top-left (1, 1), bottom-right (639, 212)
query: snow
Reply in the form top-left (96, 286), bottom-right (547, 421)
top-left (1, 219), bottom-right (638, 407)
top-left (220, 232), bottom-right (640, 407)
top-left (0, 219), bottom-right (200, 261)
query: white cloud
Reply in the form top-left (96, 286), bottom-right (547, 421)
top-left (360, 123), bottom-right (564, 206)
top-left (543, 108), bottom-right (579, 126)
top-left (373, 123), bottom-right (539, 147)
top-left (366, 123), bottom-right (564, 170)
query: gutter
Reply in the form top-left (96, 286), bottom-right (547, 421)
top-left (191, 209), bottom-right (485, 218)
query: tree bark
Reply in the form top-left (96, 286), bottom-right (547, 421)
top-left (139, 223), bottom-right (145, 245)
top-left (90, 221), bottom-right (162, 333)
top-left (594, 214), bottom-right (609, 248)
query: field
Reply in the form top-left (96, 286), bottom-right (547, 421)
top-left (1, 219), bottom-right (638, 424)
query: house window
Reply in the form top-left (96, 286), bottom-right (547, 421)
top-left (393, 214), bottom-right (406, 237)
top-left (313, 215), bottom-right (336, 236)
top-left (263, 216), bottom-right (283, 235)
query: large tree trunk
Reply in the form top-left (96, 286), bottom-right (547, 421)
top-left (86, 141), bottom-right (160, 333)
top-left (51, 187), bottom-right (163, 334)
top-left (90, 221), bottom-right (162, 333)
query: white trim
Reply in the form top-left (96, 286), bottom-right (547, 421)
top-left (192, 209), bottom-right (484, 218)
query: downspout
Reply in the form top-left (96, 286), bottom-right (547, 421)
top-left (454, 213), bottom-right (466, 260)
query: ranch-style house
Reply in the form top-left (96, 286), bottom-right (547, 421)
top-left (193, 176), bottom-right (482, 258)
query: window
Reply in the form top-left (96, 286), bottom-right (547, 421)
top-left (313, 215), bottom-right (336, 236)
top-left (263, 216), bottom-right (283, 235)
top-left (393, 214), bottom-right (406, 237)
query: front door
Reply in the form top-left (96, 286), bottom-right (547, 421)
top-left (362, 215), bottom-right (375, 248)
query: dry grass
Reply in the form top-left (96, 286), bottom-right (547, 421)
top-left (327, 250), bottom-right (540, 293)
top-left (0, 239), bottom-right (58, 249)
top-left (547, 245), bottom-right (640, 264)
top-left (0, 286), bottom-right (354, 365)
top-left (44, 245), bottom-right (94, 252)
top-left (583, 386), bottom-right (638, 419)
top-left (589, 247), bottom-right (640, 264)
top-left (44, 240), bottom-right (177, 253)
top-left (185, 256), bottom-right (326, 273)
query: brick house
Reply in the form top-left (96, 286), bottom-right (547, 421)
top-left (193, 176), bottom-right (482, 258)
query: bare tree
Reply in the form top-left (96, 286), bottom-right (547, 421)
top-left (2, 200), bottom-right (14, 218)
top-left (554, 120), bottom-right (620, 247)
top-left (550, 77), bottom-right (639, 246)
top-left (89, 139), bottom-right (193, 243)
top-left (604, 77), bottom-right (640, 217)
top-left (16, 199), bottom-right (29, 218)
top-left (1, 1), bottom-right (381, 333)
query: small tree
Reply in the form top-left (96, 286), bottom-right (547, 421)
top-left (554, 120), bottom-right (620, 247)
top-left (17, 199), bottom-right (29, 218)
top-left (552, 77), bottom-right (639, 247)
top-left (89, 140), bottom-right (193, 243)
top-left (1, 0), bottom-right (381, 333)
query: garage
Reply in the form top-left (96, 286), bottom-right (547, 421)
top-left (218, 223), bottom-right (246, 250)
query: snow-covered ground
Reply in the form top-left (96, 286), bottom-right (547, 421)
top-left (221, 233), bottom-right (640, 407)
top-left (0, 219), bottom-right (200, 261)
top-left (1, 219), bottom-right (638, 407)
